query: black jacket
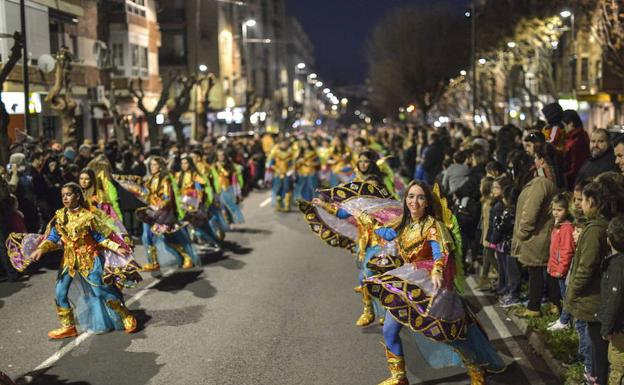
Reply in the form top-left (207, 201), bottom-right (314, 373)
top-left (575, 148), bottom-right (618, 185)
top-left (599, 252), bottom-right (624, 337)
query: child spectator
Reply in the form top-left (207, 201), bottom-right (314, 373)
top-left (6, 194), bottom-right (27, 233)
top-left (602, 216), bottom-right (624, 385)
top-left (546, 193), bottom-right (575, 331)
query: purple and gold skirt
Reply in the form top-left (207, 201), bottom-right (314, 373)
top-left (364, 263), bottom-right (473, 343)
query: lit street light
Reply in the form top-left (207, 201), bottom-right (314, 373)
top-left (244, 19), bottom-right (257, 27)
top-left (323, 88), bottom-right (330, 94)
top-left (460, 70), bottom-right (467, 76)
top-left (478, 58), bottom-right (486, 65)
top-left (297, 62), bottom-right (306, 70)
top-left (198, 64), bottom-right (208, 72)
top-left (315, 81), bottom-right (323, 88)
top-left (309, 73), bottom-right (317, 79)
top-left (560, 10), bottom-right (572, 18)
top-left (507, 41), bottom-right (516, 48)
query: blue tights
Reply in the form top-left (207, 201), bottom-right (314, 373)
top-left (55, 256), bottom-right (118, 308)
top-left (383, 314), bottom-right (404, 356)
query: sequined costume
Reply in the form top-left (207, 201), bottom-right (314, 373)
top-left (176, 169), bottom-right (220, 244)
top-left (294, 149), bottom-right (319, 201)
top-left (363, 213), bottom-right (506, 384)
top-left (135, 172), bottom-right (199, 271)
top-left (328, 146), bottom-right (355, 187)
top-left (267, 145), bottom-right (296, 211)
top-left (299, 181), bottom-right (403, 327)
top-left (7, 207), bottom-right (141, 338)
top-left (212, 161), bottom-right (245, 224)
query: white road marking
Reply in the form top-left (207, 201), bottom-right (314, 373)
top-left (28, 269), bottom-right (176, 377)
top-left (259, 197), bottom-right (272, 208)
top-left (466, 276), bottom-right (546, 385)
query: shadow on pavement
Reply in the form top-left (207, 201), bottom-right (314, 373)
top-left (18, 326), bottom-right (163, 385)
top-left (151, 270), bottom-right (218, 299)
top-left (136, 305), bottom-right (206, 328)
top-left (14, 367), bottom-right (92, 385)
top-left (221, 240), bottom-right (253, 255)
top-left (227, 227), bottom-right (272, 235)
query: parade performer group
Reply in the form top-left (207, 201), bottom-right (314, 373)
top-left (5, 146), bottom-right (248, 341)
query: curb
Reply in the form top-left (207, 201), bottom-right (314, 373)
top-left (505, 309), bottom-right (568, 380)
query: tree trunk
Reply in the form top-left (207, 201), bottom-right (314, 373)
top-left (173, 120), bottom-right (185, 148)
top-left (146, 113), bottom-right (159, 147)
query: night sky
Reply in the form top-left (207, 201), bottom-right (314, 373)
top-left (286, 0), bottom-right (468, 86)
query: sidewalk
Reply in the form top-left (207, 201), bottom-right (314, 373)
top-left (465, 276), bottom-right (583, 385)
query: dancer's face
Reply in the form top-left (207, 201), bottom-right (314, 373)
top-left (79, 173), bottom-right (92, 189)
top-left (150, 160), bottom-right (161, 175)
top-left (357, 155), bottom-right (371, 174)
top-left (406, 184), bottom-right (427, 220)
top-left (61, 187), bottom-right (79, 209)
top-left (181, 158), bottom-right (190, 172)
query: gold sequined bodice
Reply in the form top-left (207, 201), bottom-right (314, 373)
top-left (396, 216), bottom-right (438, 263)
top-left (145, 174), bottom-right (173, 209)
top-left (273, 148), bottom-right (294, 177)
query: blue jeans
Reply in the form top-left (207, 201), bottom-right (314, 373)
top-left (575, 320), bottom-right (593, 375)
top-left (558, 279), bottom-right (572, 325)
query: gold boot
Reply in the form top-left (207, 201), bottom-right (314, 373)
top-left (107, 300), bottom-right (138, 333)
top-left (465, 361), bottom-right (486, 385)
top-left (276, 197), bottom-right (284, 212)
top-left (353, 285), bottom-right (363, 293)
top-left (284, 192), bottom-right (293, 212)
top-left (378, 346), bottom-right (409, 385)
top-left (48, 305), bottom-right (78, 339)
top-left (142, 246), bottom-right (160, 272)
top-left (356, 288), bottom-right (375, 327)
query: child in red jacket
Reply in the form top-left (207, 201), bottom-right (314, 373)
top-left (547, 192), bottom-right (576, 331)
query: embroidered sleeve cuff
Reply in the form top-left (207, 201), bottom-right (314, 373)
top-left (37, 240), bottom-right (59, 254)
top-left (431, 257), bottom-right (445, 277)
top-left (99, 239), bottom-right (121, 253)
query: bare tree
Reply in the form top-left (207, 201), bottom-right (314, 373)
top-left (0, 32), bottom-right (22, 164)
top-left (195, 73), bottom-right (216, 140)
top-left (44, 47), bottom-right (77, 145)
top-left (128, 76), bottom-right (174, 146)
top-left (167, 75), bottom-right (196, 147)
top-left (365, 3), bottom-right (470, 122)
top-left (597, 0), bottom-right (624, 78)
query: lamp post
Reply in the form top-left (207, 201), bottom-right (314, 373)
top-left (242, 19), bottom-right (256, 131)
top-left (560, 10), bottom-right (576, 96)
top-left (19, 0), bottom-right (30, 134)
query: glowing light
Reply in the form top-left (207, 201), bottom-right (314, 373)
top-left (507, 41), bottom-right (516, 48)
top-left (198, 64), bottom-right (208, 72)
top-left (560, 10), bottom-right (572, 18)
top-left (460, 70), bottom-right (467, 76)
top-left (478, 58), bottom-right (486, 65)
top-left (244, 19), bottom-right (257, 27)
top-left (406, 105), bottom-right (415, 113)
top-left (297, 62), bottom-right (306, 70)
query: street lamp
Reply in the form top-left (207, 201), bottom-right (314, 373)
top-left (323, 88), bottom-right (330, 94)
top-left (198, 64), bottom-right (208, 72)
top-left (478, 58), bottom-right (486, 65)
top-left (309, 73), bottom-right (317, 79)
top-left (315, 81), bottom-right (323, 88)
top-left (241, 19), bottom-right (256, 131)
top-left (460, 70), bottom-right (467, 76)
top-left (507, 41), bottom-right (516, 48)
top-left (560, 10), bottom-right (576, 94)
top-left (297, 62), bottom-right (306, 70)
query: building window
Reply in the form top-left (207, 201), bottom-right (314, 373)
top-left (126, 0), bottom-right (146, 17)
top-left (112, 43), bottom-right (124, 74)
top-left (130, 43), bottom-right (148, 78)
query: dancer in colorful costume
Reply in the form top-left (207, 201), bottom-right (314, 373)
top-left (176, 155), bottom-right (220, 245)
top-left (213, 149), bottom-right (245, 223)
top-left (136, 156), bottom-right (199, 271)
top-left (363, 180), bottom-right (506, 385)
top-left (267, 138), bottom-right (296, 212)
top-left (294, 138), bottom-right (319, 201)
top-left (192, 150), bottom-right (229, 240)
top-left (300, 180), bottom-right (402, 327)
top-left (78, 168), bottom-right (129, 241)
top-left (7, 183), bottom-right (141, 338)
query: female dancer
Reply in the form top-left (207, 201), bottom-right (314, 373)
top-left (267, 138), bottom-right (296, 212)
top-left (363, 181), bottom-right (506, 385)
top-left (294, 138), bottom-right (319, 202)
top-left (136, 156), bottom-right (199, 271)
top-left (78, 168), bottom-right (128, 241)
top-left (176, 155), bottom-right (220, 245)
top-left (10, 183), bottom-right (141, 338)
top-left (213, 149), bottom-right (245, 223)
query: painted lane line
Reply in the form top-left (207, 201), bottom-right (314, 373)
top-left (259, 197), bottom-right (271, 208)
top-left (29, 268), bottom-right (176, 377)
top-left (466, 276), bottom-right (546, 385)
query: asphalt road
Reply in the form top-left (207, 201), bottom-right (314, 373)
top-left (0, 191), bottom-right (560, 385)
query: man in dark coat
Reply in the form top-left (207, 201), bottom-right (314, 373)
top-left (562, 110), bottom-right (590, 188)
top-left (575, 128), bottom-right (618, 185)
top-left (421, 132), bottom-right (445, 185)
